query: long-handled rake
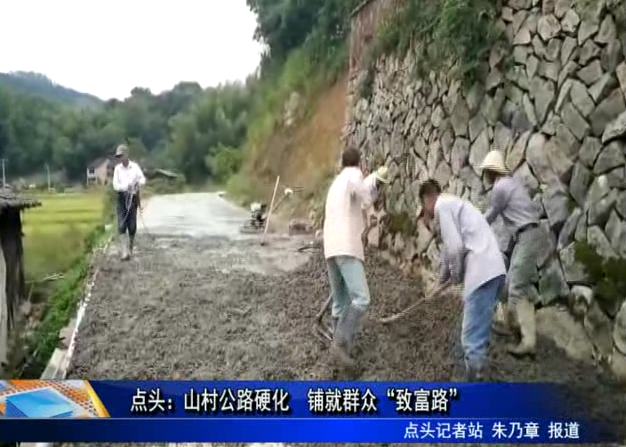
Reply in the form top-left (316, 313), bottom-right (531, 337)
top-left (312, 294), bottom-right (333, 344)
top-left (376, 281), bottom-right (452, 324)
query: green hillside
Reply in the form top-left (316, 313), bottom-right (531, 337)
top-left (0, 71), bottom-right (102, 108)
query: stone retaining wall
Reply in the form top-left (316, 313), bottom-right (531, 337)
top-left (343, 0), bottom-right (626, 380)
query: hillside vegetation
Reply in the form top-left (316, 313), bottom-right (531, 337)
top-left (0, 0), bottom-right (509, 201)
top-left (226, 0), bottom-right (509, 209)
top-left (0, 75), bottom-right (253, 186)
top-left (0, 72), bottom-right (102, 108)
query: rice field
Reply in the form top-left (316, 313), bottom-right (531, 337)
top-left (22, 190), bottom-right (105, 282)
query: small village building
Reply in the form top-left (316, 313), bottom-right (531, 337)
top-left (86, 158), bottom-right (113, 185)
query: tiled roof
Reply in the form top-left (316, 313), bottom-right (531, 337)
top-left (0, 189), bottom-right (42, 210)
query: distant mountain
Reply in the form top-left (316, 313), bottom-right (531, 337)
top-left (0, 71), bottom-right (102, 107)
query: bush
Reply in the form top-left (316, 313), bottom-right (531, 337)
top-left (574, 240), bottom-right (626, 316)
top-left (364, 0), bottom-right (507, 90)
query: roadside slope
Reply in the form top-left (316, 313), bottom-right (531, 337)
top-left (234, 75), bottom-right (347, 218)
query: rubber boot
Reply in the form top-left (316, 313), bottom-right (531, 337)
top-left (491, 302), bottom-right (513, 336)
top-left (464, 365), bottom-right (485, 382)
top-left (331, 305), bottom-right (364, 367)
top-left (129, 234), bottom-right (135, 257)
top-left (120, 235), bottom-right (130, 261)
top-left (507, 299), bottom-right (536, 358)
top-left (331, 317), bottom-right (339, 337)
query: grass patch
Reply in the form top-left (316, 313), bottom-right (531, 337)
top-left (225, 172), bottom-right (264, 206)
top-left (23, 191), bottom-right (105, 283)
top-left (18, 226), bottom-right (107, 379)
top-left (17, 189), bottom-right (109, 378)
top-left (360, 0), bottom-right (507, 97)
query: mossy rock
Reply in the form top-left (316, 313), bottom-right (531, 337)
top-left (574, 240), bottom-right (626, 317)
top-left (385, 211), bottom-right (417, 236)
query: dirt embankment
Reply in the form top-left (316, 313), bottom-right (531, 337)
top-left (241, 76), bottom-right (347, 219)
top-left (69, 233), bottom-right (626, 446)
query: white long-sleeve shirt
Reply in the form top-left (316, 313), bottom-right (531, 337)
top-left (363, 173), bottom-right (379, 201)
top-left (112, 161), bottom-right (146, 192)
top-left (323, 167), bottom-right (373, 261)
top-left (435, 194), bottom-right (506, 299)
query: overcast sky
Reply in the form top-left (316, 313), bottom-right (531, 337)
top-left (0, 0), bottom-right (263, 100)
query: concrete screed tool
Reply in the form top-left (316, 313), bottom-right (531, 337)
top-left (311, 281), bottom-right (453, 344)
top-left (376, 281), bottom-right (452, 323)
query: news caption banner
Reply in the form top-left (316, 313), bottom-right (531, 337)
top-left (0, 380), bottom-right (613, 443)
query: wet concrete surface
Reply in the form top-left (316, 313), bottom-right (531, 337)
top-left (66, 193), bottom-right (626, 447)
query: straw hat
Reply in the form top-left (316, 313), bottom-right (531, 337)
top-left (374, 166), bottom-right (390, 184)
top-left (480, 150), bottom-right (508, 175)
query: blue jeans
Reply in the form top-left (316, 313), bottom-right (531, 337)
top-left (326, 256), bottom-right (370, 318)
top-left (462, 275), bottom-right (505, 370)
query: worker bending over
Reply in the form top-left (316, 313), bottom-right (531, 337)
top-left (418, 180), bottom-right (505, 381)
top-left (323, 148), bottom-right (373, 367)
top-left (112, 144), bottom-right (146, 261)
top-left (480, 150), bottom-right (541, 358)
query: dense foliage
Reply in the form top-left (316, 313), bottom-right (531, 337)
top-left (358, 0), bottom-right (507, 99)
top-left (0, 0), bottom-right (364, 188)
top-left (0, 73), bottom-right (254, 185)
top-left (0, 72), bottom-right (101, 107)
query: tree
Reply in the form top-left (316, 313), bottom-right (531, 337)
top-left (0, 74), bottom-right (254, 186)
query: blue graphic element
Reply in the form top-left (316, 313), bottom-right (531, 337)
top-left (0, 381), bottom-right (615, 442)
top-left (0, 418), bottom-right (609, 442)
top-left (5, 388), bottom-right (75, 418)
top-left (88, 381), bottom-right (586, 418)
top-left (0, 381), bottom-right (10, 392)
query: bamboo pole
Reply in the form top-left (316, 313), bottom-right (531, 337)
top-left (261, 176), bottom-right (280, 246)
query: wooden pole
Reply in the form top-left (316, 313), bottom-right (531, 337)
top-left (261, 176), bottom-right (280, 246)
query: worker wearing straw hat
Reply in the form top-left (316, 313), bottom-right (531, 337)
top-left (112, 144), bottom-right (146, 260)
top-left (323, 148), bottom-right (374, 368)
top-left (480, 149), bottom-right (542, 359)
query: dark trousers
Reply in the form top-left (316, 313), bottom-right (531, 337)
top-left (116, 191), bottom-right (139, 236)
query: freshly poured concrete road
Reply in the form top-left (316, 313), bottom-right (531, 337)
top-left (65, 192), bottom-right (626, 447)
top-left (67, 193), bottom-right (311, 447)
top-left (140, 193), bottom-right (251, 238)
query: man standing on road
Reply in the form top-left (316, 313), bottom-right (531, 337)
top-left (480, 150), bottom-right (542, 359)
top-left (323, 147), bottom-right (373, 367)
top-left (112, 144), bottom-right (146, 261)
top-left (418, 180), bottom-right (505, 381)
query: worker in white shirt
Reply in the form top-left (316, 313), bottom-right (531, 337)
top-left (112, 144), bottom-right (146, 260)
top-left (418, 179), bottom-right (506, 381)
top-left (323, 147), bottom-right (373, 367)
